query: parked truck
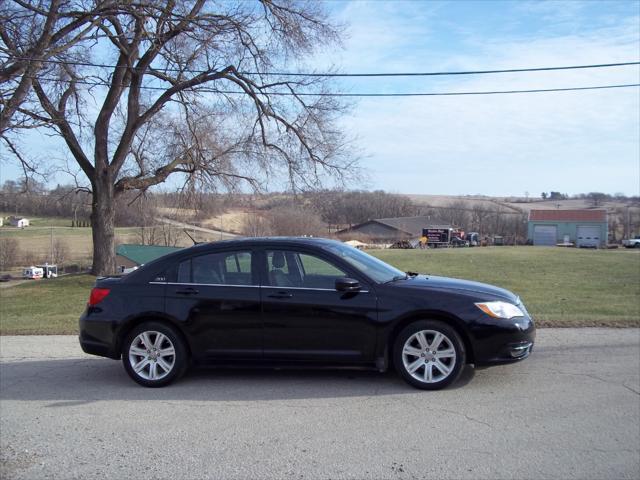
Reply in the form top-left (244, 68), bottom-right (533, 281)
top-left (422, 227), bottom-right (467, 248)
top-left (622, 236), bottom-right (640, 248)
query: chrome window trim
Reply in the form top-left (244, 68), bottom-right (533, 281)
top-left (149, 281), bottom-right (368, 293)
top-left (263, 285), bottom-right (369, 293)
top-left (150, 281), bottom-right (259, 288)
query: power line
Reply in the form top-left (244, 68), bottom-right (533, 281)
top-left (7, 56), bottom-right (640, 77)
top-left (23, 75), bottom-right (640, 96)
top-left (262, 84), bottom-right (640, 96)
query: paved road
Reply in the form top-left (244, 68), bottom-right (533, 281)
top-left (1, 329), bottom-right (639, 480)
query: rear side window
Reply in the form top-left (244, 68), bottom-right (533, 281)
top-left (177, 260), bottom-right (191, 283)
top-left (175, 251), bottom-right (256, 286)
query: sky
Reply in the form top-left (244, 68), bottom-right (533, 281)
top-left (1, 0), bottom-right (639, 197)
top-left (320, 0), bottom-right (640, 196)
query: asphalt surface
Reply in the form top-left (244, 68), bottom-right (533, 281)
top-left (1, 329), bottom-right (639, 480)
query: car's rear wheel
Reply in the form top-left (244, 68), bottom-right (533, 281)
top-left (393, 320), bottom-right (465, 390)
top-left (122, 322), bottom-right (188, 387)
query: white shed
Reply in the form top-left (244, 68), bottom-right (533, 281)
top-left (9, 217), bottom-right (29, 228)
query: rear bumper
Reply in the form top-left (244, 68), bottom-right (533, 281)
top-left (79, 310), bottom-right (120, 359)
top-left (79, 337), bottom-right (119, 359)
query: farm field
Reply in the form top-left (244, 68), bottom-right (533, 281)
top-left (0, 224), bottom-right (141, 269)
top-left (0, 246), bottom-right (637, 335)
top-left (0, 214), bottom-right (228, 271)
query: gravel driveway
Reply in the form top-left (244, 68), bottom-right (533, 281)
top-left (1, 329), bottom-right (639, 479)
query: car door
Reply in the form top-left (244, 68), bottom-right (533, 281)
top-left (164, 249), bottom-right (262, 361)
top-left (260, 248), bottom-right (378, 363)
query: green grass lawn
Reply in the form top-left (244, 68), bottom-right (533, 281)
top-left (0, 275), bottom-right (95, 335)
top-left (371, 247), bottom-right (639, 327)
top-left (0, 247), bottom-right (638, 335)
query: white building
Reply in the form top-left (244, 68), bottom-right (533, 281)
top-left (9, 217), bottom-right (29, 228)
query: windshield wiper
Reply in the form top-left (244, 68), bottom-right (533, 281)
top-left (406, 271), bottom-right (419, 277)
top-left (385, 274), bottom-right (408, 284)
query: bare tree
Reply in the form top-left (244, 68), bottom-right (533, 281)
top-left (267, 205), bottom-right (326, 237)
top-left (3, 1), bottom-right (352, 274)
top-left (308, 190), bottom-right (416, 227)
top-left (137, 224), bottom-right (182, 247)
top-left (587, 192), bottom-right (608, 207)
top-left (242, 212), bottom-right (272, 237)
top-left (51, 238), bottom-right (69, 264)
top-left (0, 238), bottom-right (20, 270)
top-left (1, 0), bottom-right (114, 172)
top-left (443, 200), bottom-right (470, 228)
top-left (471, 205), bottom-right (491, 235)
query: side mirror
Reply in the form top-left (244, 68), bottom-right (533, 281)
top-left (335, 277), bottom-right (361, 292)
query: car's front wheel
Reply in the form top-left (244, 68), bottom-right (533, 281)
top-left (393, 320), bottom-right (465, 390)
top-left (122, 322), bottom-right (188, 387)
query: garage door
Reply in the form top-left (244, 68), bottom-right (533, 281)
top-left (576, 225), bottom-right (600, 248)
top-left (533, 225), bottom-right (557, 246)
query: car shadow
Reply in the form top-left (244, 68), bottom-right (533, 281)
top-left (0, 358), bottom-right (476, 404)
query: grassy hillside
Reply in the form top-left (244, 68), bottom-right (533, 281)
top-left (0, 247), bottom-right (638, 335)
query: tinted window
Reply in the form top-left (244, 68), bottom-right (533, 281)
top-left (177, 260), bottom-right (191, 283)
top-left (321, 243), bottom-right (405, 283)
top-left (177, 251), bottom-right (256, 285)
top-left (192, 253), bottom-right (224, 284)
top-left (266, 250), bottom-right (347, 289)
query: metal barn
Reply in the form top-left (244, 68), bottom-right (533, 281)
top-left (527, 210), bottom-right (608, 247)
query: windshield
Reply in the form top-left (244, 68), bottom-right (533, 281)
top-left (322, 243), bottom-right (406, 284)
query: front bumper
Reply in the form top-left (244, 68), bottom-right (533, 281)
top-left (470, 314), bottom-right (536, 366)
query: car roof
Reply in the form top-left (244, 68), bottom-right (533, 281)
top-left (186, 236), bottom-right (344, 251)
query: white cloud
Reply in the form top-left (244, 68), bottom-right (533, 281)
top-left (332, 4), bottom-right (640, 195)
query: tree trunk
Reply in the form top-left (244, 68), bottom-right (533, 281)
top-left (90, 176), bottom-right (116, 275)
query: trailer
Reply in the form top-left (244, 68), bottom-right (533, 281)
top-left (23, 266), bottom-right (44, 279)
top-left (36, 264), bottom-right (58, 278)
top-left (466, 232), bottom-right (480, 246)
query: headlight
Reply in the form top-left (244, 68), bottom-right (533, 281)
top-left (475, 301), bottom-right (525, 319)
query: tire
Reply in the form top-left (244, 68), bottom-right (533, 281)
top-left (393, 320), bottom-right (466, 390)
top-left (122, 321), bottom-right (188, 387)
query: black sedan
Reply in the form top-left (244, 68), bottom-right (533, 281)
top-left (79, 237), bottom-right (535, 389)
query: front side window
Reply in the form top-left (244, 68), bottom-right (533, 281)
top-left (266, 250), bottom-right (348, 289)
top-left (176, 251), bottom-right (255, 285)
top-left (321, 243), bottom-right (405, 284)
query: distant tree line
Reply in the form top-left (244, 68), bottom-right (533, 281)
top-left (3, 179), bottom-right (639, 244)
top-left (0, 179), bottom-right (227, 228)
top-left (240, 190), bottom-right (416, 237)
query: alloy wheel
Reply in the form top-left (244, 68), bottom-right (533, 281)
top-left (128, 331), bottom-right (176, 381)
top-left (401, 329), bottom-right (457, 383)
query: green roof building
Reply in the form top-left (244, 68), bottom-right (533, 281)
top-left (115, 244), bottom-right (183, 271)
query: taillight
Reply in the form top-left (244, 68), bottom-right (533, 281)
top-left (88, 288), bottom-right (110, 306)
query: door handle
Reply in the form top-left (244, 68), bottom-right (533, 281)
top-left (267, 292), bottom-right (293, 299)
top-left (175, 287), bottom-right (199, 295)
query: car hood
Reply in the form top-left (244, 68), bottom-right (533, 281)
top-left (391, 275), bottom-right (519, 303)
